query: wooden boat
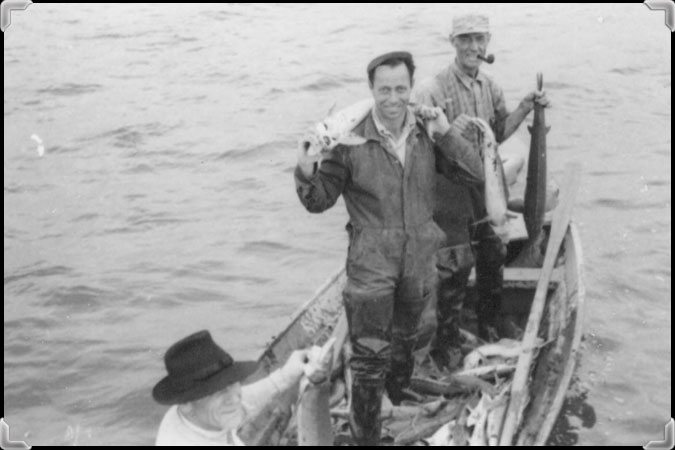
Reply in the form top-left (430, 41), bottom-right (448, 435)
top-left (238, 216), bottom-right (585, 445)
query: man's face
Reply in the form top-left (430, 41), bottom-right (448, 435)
top-left (193, 382), bottom-right (245, 429)
top-left (369, 63), bottom-right (412, 123)
top-left (213, 383), bottom-right (245, 426)
top-left (452, 32), bottom-right (491, 73)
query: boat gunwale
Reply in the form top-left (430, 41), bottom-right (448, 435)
top-left (531, 221), bottom-right (585, 445)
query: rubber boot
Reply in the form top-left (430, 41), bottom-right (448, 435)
top-left (476, 297), bottom-right (501, 342)
top-left (475, 235), bottom-right (506, 342)
top-left (432, 244), bottom-right (472, 369)
top-left (430, 317), bottom-right (464, 371)
top-left (349, 379), bottom-right (384, 446)
top-left (385, 336), bottom-right (417, 405)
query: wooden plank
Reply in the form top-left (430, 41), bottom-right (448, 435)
top-left (499, 162), bottom-right (582, 446)
top-left (468, 267), bottom-right (562, 288)
top-left (506, 212), bottom-right (529, 242)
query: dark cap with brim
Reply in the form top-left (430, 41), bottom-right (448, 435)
top-left (367, 51), bottom-right (413, 75)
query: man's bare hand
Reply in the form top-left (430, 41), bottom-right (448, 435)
top-left (281, 349), bottom-right (311, 381)
top-left (452, 113), bottom-right (480, 144)
top-left (412, 103), bottom-right (440, 121)
top-left (520, 90), bottom-right (550, 112)
top-left (420, 106), bottom-right (450, 137)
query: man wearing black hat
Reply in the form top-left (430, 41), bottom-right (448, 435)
top-left (413, 14), bottom-right (550, 367)
top-left (153, 330), bottom-right (311, 446)
top-left (295, 51), bottom-right (484, 445)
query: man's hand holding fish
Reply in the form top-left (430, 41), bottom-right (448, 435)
top-left (519, 89), bottom-right (550, 112)
top-left (297, 134), bottom-right (324, 177)
top-left (451, 113), bottom-right (482, 145)
top-left (419, 105), bottom-right (451, 138)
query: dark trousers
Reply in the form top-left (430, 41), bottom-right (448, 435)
top-left (344, 279), bottom-right (433, 445)
top-left (435, 221), bottom-right (506, 343)
top-left (344, 272), bottom-right (435, 397)
top-left (343, 223), bottom-right (442, 443)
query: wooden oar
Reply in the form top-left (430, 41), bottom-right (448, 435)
top-left (499, 162), bottom-right (582, 446)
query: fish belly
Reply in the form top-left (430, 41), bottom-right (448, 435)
top-left (297, 379), bottom-right (333, 446)
top-left (317, 99), bottom-right (373, 151)
top-left (482, 140), bottom-right (508, 241)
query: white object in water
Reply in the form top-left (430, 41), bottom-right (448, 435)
top-left (30, 134), bottom-right (45, 157)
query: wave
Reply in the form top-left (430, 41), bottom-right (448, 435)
top-left (3, 383), bottom-right (53, 410)
top-left (140, 34), bottom-right (201, 49)
top-left (122, 163), bottom-right (155, 174)
top-left (43, 285), bottom-right (111, 308)
top-left (37, 83), bottom-right (103, 97)
top-left (79, 122), bottom-right (179, 149)
top-left (213, 140), bottom-right (287, 161)
top-left (74, 30), bottom-right (157, 41)
top-left (240, 240), bottom-right (292, 253)
top-left (4, 183), bottom-right (57, 194)
top-left (584, 333), bottom-right (622, 353)
top-left (199, 9), bottom-right (247, 21)
top-left (72, 213), bottom-right (100, 222)
top-left (545, 81), bottom-right (582, 91)
top-left (609, 66), bottom-right (646, 76)
top-left (48, 145), bottom-right (82, 155)
top-left (4, 316), bottom-right (58, 331)
top-left (300, 76), bottom-right (345, 92)
top-left (127, 212), bottom-right (187, 228)
top-left (4, 265), bottom-right (74, 286)
top-left (586, 170), bottom-right (632, 177)
top-left (592, 198), bottom-right (669, 211)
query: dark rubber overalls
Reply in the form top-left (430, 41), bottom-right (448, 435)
top-left (414, 64), bottom-right (510, 354)
top-left (295, 111), bottom-right (483, 445)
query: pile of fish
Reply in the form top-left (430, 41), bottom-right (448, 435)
top-left (319, 335), bottom-right (545, 446)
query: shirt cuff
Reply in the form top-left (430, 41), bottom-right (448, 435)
top-left (294, 163), bottom-right (318, 183)
top-left (433, 128), bottom-right (459, 146)
top-left (268, 368), bottom-right (296, 393)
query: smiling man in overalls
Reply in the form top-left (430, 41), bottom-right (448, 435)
top-left (295, 51), bottom-right (484, 445)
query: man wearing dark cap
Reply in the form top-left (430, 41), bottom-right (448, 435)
top-left (295, 51), bottom-right (484, 445)
top-left (413, 14), bottom-right (550, 366)
top-left (153, 330), bottom-right (313, 446)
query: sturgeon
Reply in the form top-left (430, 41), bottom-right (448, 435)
top-left (512, 73), bottom-right (550, 266)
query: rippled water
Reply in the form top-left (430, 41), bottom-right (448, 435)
top-left (4, 3), bottom-right (670, 446)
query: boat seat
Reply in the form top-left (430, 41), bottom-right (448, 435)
top-left (468, 267), bottom-right (562, 290)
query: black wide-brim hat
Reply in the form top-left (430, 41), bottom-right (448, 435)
top-left (152, 330), bottom-right (258, 405)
